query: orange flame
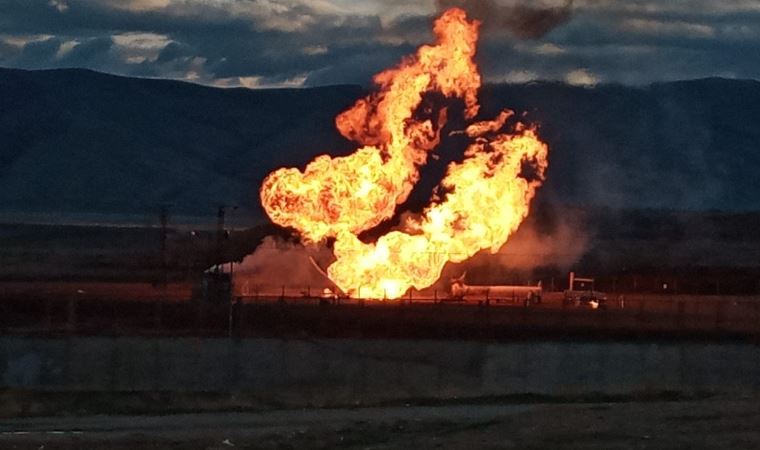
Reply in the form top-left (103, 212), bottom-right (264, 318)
top-left (260, 8), bottom-right (548, 299)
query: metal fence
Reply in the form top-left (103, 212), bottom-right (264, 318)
top-left (2, 289), bottom-right (759, 340)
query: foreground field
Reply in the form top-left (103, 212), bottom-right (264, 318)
top-left (2, 397), bottom-right (760, 449)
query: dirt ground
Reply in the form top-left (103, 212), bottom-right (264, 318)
top-left (2, 396), bottom-right (760, 449)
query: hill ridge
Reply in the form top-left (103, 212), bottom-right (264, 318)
top-left (1, 67), bottom-right (758, 221)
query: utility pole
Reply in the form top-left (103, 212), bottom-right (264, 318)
top-left (213, 205), bottom-right (238, 335)
top-left (215, 204), bottom-right (239, 272)
top-left (210, 205), bottom-right (238, 307)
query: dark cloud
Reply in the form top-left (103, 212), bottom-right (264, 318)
top-left (0, 40), bottom-right (19, 59)
top-left (0, 1), bottom-right (759, 87)
top-left (436, 0), bottom-right (574, 39)
top-left (16, 37), bottom-right (62, 68)
top-left (155, 41), bottom-right (186, 64)
top-left (303, 43), bottom-right (413, 87)
top-left (60, 36), bottom-right (114, 66)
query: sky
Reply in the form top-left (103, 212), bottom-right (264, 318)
top-left (0, 0), bottom-right (759, 88)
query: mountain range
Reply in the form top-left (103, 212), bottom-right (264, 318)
top-left (1, 67), bottom-right (759, 223)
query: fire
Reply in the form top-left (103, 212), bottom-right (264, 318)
top-left (260, 8), bottom-right (548, 299)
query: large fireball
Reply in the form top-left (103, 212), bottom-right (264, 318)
top-left (260, 8), bottom-right (549, 299)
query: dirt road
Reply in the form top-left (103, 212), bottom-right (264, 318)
top-left (2, 397), bottom-right (760, 449)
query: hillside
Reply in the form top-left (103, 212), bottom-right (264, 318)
top-left (0, 68), bottom-right (361, 221)
top-left (1, 68), bottom-right (759, 222)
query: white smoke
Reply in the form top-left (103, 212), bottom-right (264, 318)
top-left (232, 236), bottom-right (335, 296)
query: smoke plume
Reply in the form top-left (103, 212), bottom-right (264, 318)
top-left (493, 207), bottom-right (588, 269)
top-left (233, 236), bottom-right (336, 296)
top-left (437, 0), bottom-right (574, 39)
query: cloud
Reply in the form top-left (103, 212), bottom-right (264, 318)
top-left (49, 0), bottom-right (69, 13)
top-left (60, 36), bottom-right (114, 66)
top-left (0, 0), bottom-right (759, 87)
top-left (0, 39), bottom-right (21, 59)
top-left (216, 74), bottom-right (308, 89)
top-left (55, 39), bottom-right (79, 58)
top-left (114, 0), bottom-right (171, 11)
top-left (436, 0), bottom-right (574, 39)
top-left (16, 37), bottom-right (62, 68)
top-left (534, 42), bottom-right (565, 55)
top-left (302, 45), bottom-right (328, 55)
top-left (112, 32), bottom-right (172, 64)
top-left (621, 18), bottom-right (715, 38)
top-left (500, 69), bottom-right (539, 83)
top-left (565, 68), bottom-right (598, 86)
